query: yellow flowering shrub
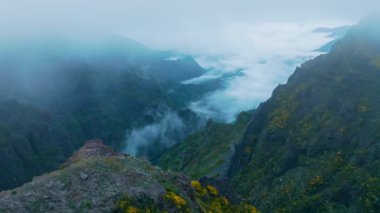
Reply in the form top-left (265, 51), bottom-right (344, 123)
top-left (242, 204), bottom-right (260, 213)
top-left (126, 206), bottom-right (138, 213)
top-left (309, 175), bottom-right (324, 186)
top-left (191, 180), bottom-right (202, 192)
top-left (220, 196), bottom-right (229, 206)
top-left (164, 191), bottom-right (187, 208)
top-left (206, 185), bottom-right (219, 196)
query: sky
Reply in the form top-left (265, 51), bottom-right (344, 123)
top-left (0, 1), bottom-right (377, 37)
top-left (0, 0), bottom-right (379, 33)
top-left (0, 0), bottom-right (379, 122)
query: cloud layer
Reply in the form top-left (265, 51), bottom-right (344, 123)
top-left (180, 22), bottom-right (338, 122)
top-left (124, 111), bottom-right (185, 157)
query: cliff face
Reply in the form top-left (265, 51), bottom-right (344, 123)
top-left (0, 101), bottom-right (76, 190)
top-left (0, 140), bottom-right (258, 213)
top-left (227, 18), bottom-right (380, 212)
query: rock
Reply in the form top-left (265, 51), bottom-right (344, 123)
top-left (61, 139), bottom-right (118, 168)
top-left (80, 171), bottom-right (89, 181)
top-left (0, 141), bottom-right (256, 212)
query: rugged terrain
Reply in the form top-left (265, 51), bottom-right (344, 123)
top-left (0, 36), bottom-right (220, 190)
top-left (0, 140), bottom-right (258, 213)
top-left (158, 111), bottom-right (251, 179)
top-left (1, 13), bottom-right (380, 213)
top-left (159, 16), bottom-right (380, 212)
top-left (228, 17), bottom-right (380, 212)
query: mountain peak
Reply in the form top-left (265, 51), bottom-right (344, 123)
top-left (62, 139), bottom-right (118, 167)
top-left (71, 139), bottom-right (118, 159)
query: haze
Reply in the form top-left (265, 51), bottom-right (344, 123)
top-left (1, 0), bottom-right (378, 121)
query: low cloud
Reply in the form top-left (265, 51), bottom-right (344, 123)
top-left (123, 111), bottom-right (185, 157)
top-left (180, 22), bottom-right (342, 122)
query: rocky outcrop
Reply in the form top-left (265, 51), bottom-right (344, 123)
top-left (62, 139), bottom-right (117, 167)
top-left (0, 141), bottom-right (258, 212)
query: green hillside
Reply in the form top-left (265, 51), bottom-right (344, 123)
top-left (227, 17), bottom-right (380, 212)
top-left (158, 111), bottom-right (251, 179)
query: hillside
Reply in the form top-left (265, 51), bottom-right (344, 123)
top-left (0, 140), bottom-right (258, 213)
top-left (156, 16), bottom-right (380, 212)
top-left (158, 111), bottom-right (251, 179)
top-left (227, 17), bottom-right (380, 212)
top-left (0, 36), bottom-right (219, 190)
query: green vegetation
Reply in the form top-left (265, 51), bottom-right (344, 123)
top-left (189, 180), bottom-right (260, 213)
top-left (155, 18), bottom-right (380, 212)
top-left (158, 111), bottom-right (251, 179)
top-left (0, 37), bottom-right (219, 190)
top-left (227, 20), bottom-right (380, 212)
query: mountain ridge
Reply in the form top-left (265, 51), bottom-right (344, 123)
top-left (226, 17), bottom-right (380, 212)
top-left (0, 140), bottom-right (259, 213)
top-left (0, 36), bottom-right (219, 191)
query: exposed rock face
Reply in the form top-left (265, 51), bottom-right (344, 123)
top-left (79, 171), bottom-right (89, 181)
top-left (63, 139), bottom-right (117, 167)
top-left (0, 141), bottom-right (258, 213)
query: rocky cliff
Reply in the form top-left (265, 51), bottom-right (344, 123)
top-left (0, 140), bottom-right (258, 213)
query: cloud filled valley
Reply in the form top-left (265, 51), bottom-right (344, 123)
top-left (0, 1), bottom-right (380, 212)
top-left (177, 22), bottom-right (345, 122)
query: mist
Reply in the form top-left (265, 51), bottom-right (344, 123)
top-left (183, 23), bottom-right (339, 122)
top-left (123, 111), bottom-right (186, 157)
top-left (0, 1), bottom-right (378, 152)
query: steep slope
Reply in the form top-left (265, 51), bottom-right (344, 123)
top-left (0, 101), bottom-right (78, 190)
top-left (313, 26), bottom-right (350, 52)
top-left (158, 111), bottom-right (251, 179)
top-left (0, 36), bottom-right (218, 190)
top-left (227, 17), bottom-right (380, 212)
top-left (0, 140), bottom-right (258, 213)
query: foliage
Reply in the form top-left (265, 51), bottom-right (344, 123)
top-left (206, 185), bottom-right (219, 196)
top-left (163, 191), bottom-right (188, 209)
top-left (227, 19), bottom-right (380, 212)
top-left (0, 37), bottom-right (217, 190)
top-left (158, 111), bottom-right (251, 179)
top-left (190, 180), bottom-right (260, 213)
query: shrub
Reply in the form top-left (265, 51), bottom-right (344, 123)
top-left (242, 204), bottom-right (260, 213)
top-left (164, 191), bottom-right (187, 208)
top-left (206, 185), bottom-right (219, 196)
top-left (191, 180), bottom-right (202, 192)
top-left (126, 206), bottom-right (138, 213)
top-left (309, 175), bottom-right (324, 186)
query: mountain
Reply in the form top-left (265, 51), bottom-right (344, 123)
top-left (157, 16), bottom-right (380, 212)
top-left (226, 16), bottom-right (380, 212)
top-left (0, 36), bottom-right (220, 190)
top-left (313, 26), bottom-right (351, 52)
top-left (158, 111), bottom-right (251, 179)
top-left (2, 15), bottom-right (380, 213)
top-left (0, 140), bottom-right (259, 213)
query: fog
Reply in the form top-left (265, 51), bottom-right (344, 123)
top-left (0, 1), bottom-right (377, 35)
top-left (124, 111), bottom-right (186, 157)
top-left (0, 1), bottom-right (378, 123)
top-left (183, 23), bottom-right (338, 122)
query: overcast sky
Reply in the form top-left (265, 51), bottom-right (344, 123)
top-left (0, 1), bottom-right (377, 52)
top-left (0, 1), bottom-right (377, 37)
top-left (0, 0), bottom-right (378, 121)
